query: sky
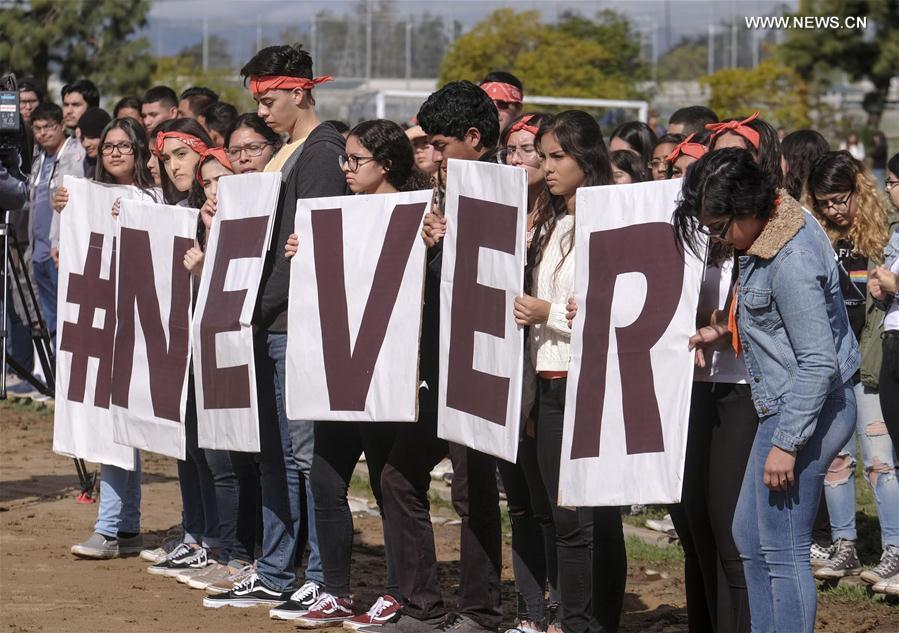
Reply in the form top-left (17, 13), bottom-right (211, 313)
top-left (145, 0), bottom-right (800, 63)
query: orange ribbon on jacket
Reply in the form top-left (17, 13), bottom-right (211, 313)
top-left (155, 131), bottom-right (209, 159)
top-left (727, 286), bottom-right (742, 356)
top-left (196, 146), bottom-right (234, 185)
top-left (706, 111), bottom-right (761, 150)
top-left (665, 133), bottom-right (709, 163)
top-left (503, 114), bottom-right (539, 143)
top-left (249, 75), bottom-right (334, 97)
top-left (480, 81), bottom-right (523, 104)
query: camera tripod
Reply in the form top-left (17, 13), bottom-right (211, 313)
top-left (2, 210), bottom-right (96, 500)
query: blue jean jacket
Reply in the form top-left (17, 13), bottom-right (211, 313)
top-left (736, 193), bottom-right (860, 452)
top-left (885, 226), bottom-right (899, 270)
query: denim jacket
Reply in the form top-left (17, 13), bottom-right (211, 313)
top-left (736, 192), bottom-right (860, 452)
top-left (885, 225), bottom-right (899, 270)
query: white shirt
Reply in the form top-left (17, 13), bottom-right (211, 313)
top-left (529, 215), bottom-right (575, 372)
top-left (885, 256), bottom-right (899, 331)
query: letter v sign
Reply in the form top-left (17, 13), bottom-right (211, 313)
top-left (311, 202), bottom-right (428, 411)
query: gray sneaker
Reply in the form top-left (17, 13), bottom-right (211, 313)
top-left (365, 613), bottom-right (444, 633)
top-left (814, 538), bottom-right (862, 579)
top-left (861, 545), bottom-right (899, 585)
top-left (71, 532), bottom-right (142, 559)
top-left (188, 561), bottom-right (242, 590)
top-left (205, 561), bottom-right (256, 595)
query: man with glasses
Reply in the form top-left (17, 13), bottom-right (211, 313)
top-left (26, 102), bottom-right (84, 348)
top-left (479, 71), bottom-right (524, 136)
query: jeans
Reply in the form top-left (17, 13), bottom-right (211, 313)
top-left (311, 420), bottom-right (399, 598)
top-left (498, 431), bottom-right (559, 624)
top-left (204, 448), bottom-right (258, 562)
top-left (669, 382), bottom-right (754, 633)
top-left (31, 257), bottom-right (56, 347)
top-left (95, 453), bottom-right (142, 538)
top-left (287, 416), bottom-right (323, 584)
top-left (5, 281), bottom-right (33, 374)
top-left (536, 377), bottom-right (626, 633)
top-left (732, 381), bottom-right (855, 633)
top-left (254, 331), bottom-right (321, 591)
top-left (178, 387), bottom-right (220, 548)
top-left (824, 382), bottom-right (899, 548)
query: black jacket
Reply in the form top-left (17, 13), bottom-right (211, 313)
top-left (255, 122), bottom-right (349, 332)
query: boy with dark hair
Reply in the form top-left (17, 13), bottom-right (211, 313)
top-left (18, 78), bottom-right (44, 125)
top-left (667, 105), bottom-right (719, 136)
top-left (479, 70), bottom-right (524, 135)
top-left (198, 101), bottom-right (238, 146)
top-left (141, 85), bottom-right (179, 132)
top-left (61, 79), bottom-right (100, 130)
top-left (204, 43), bottom-right (346, 613)
top-left (178, 86), bottom-right (219, 119)
top-left (372, 80), bottom-right (503, 633)
top-left (27, 102), bottom-right (85, 346)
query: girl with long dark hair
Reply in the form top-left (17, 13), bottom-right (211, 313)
top-left (61, 117), bottom-right (158, 560)
top-left (676, 148), bottom-right (858, 633)
top-left (780, 130), bottom-right (829, 207)
top-left (279, 119), bottom-right (424, 629)
top-left (515, 110), bottom-right (627, 633)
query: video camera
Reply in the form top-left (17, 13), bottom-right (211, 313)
top-left (0, 74), bottom-right (22, 153)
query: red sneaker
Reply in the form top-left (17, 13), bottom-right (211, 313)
top-left (295, 593), bottom-right (354, 628)
top-left (343, 595), bottom-right (402, 630)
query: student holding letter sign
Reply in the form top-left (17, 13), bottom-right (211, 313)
top-left (515, 111), bottom-right (627, 633)
top-left (675, 149), bottom-right (859, 633)
top-left (282, 119), bottom-right (431, 627)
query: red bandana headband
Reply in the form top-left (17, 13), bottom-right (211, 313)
top-left (249, 75), bottom-right (334, 98)
top-left (706, 111), bottom-right (761, 150)
top-left (503, 114), bottom-right (539, 143)
top-left (155, 131), bottom-right (209, 159)
top-left (665, 133), bottom-right (709, 163)
top-left (480, 81), bottom-right (523, 104)
top-left (197, 146), bottom-right (234, 185)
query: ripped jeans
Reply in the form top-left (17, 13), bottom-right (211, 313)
top-left (823, 383), bottom-right (899, 548)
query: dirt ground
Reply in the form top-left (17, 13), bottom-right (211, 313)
top-left (1, 401), bottom-right (896, 633)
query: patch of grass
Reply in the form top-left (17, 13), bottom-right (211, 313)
top-left (349, 473), bottom-right (371, 499)
top-left (624, 535), bottom-right (684, 564)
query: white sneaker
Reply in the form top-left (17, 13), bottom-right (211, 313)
top-left (872, 571), bottom-right (899, 596)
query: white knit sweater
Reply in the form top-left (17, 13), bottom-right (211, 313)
top-left (521, 214), bottom-right (575, 418)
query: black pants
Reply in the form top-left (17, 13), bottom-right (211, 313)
top-left (380, 403), bottom-right (503, 628)
top-left (669, 382), bottom-right (755, 633)
top-left (880, 333), bottom-right (899, 449)
top-left (311, 420), bottom-right (399, 598)
top-left (536, 377), bottom-right (626, 633)
top-left (498, 430), bottom-right (558, 623)
top-left (204, 448), bottom-right (258, 563)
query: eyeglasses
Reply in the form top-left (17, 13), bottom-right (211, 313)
top-left (100, 141), bottom-right (135, 156)
top-left (32, 122), bottom-right (59, 134)
top-left (698, 217), bottom-right (734, 241)
top-left (500, 144), bottom-right (538, 164)
top-left (648, 158), bottom-right (669, 170)
top-left (226, 141), bottom-right (274, 160)
top-left (814, 191), bottom-right (853, 214)
top-left (493, 100), bottom-right (513, 111)
top-left (338, 154), bottom-right (377, 172)
top-left (886, 179), bottom-right (899, 191)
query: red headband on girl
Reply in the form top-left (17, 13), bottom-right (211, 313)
top-left (665, 133), bottom-right (709, 163)
top-left (155, 131), bottom-right (209, 159)
top-left (480, 82), bottom-right (523, 104)
top-left (706, 111), bottom-right (761, 150)
top-left (249, 75), bottom-right (334, 97)
top-left (196, 146), bottom-right (234, 185)
top-left (503, 114), bottom-right (539, 143)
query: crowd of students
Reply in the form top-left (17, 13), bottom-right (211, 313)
top-left (3, 41), bottom-right (899, 633)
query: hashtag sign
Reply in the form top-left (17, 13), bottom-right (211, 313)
top-left (59, 232), bottom-right (117, 408)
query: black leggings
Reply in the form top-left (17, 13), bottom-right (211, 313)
top-left (880, 333), bottom-right (899, 449)
top-left (669, 382), bottom-right (755, 633)
top-left (311, 420), bottom-right (400, 598)
top-left (536, 377), bottom-right (626, 633)
top-left (497, 430), bottom-right (558, 623)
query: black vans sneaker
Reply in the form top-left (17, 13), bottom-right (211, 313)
top-left (269, 580), bottom-right (322, 620)
top-left (147, 544), bottom-right (209, 577)
top-left (203, 572), bottom-right (291, 608)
